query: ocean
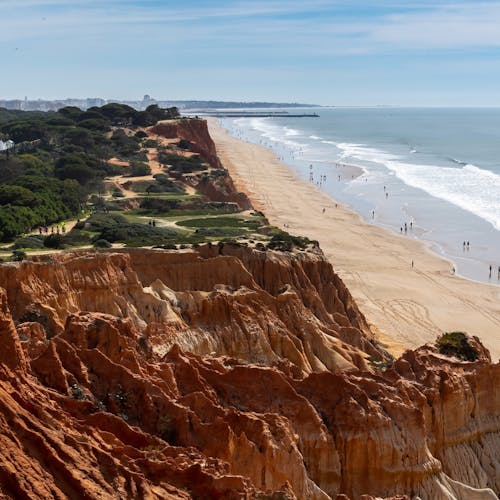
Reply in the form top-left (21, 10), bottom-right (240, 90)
top-left (219, 107), bottom-right (500, 285)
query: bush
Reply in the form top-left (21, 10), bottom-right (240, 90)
top-left (178, 139), bottom-right (192, 150)
top-left (44, 233), bottom-right (65, 249)
top-left (62, 229), bottom-right (92, 247)
top-left (93, 239), bottom-right (112, 248)
top-left (129, 161), bottom-right (151, 177)
top-left (13, 235), bottom-right (45, 249)
top-left (11, 249), bottom-right (27, 261)
top-left (87, 213), bottom-right (179, 245)
top-left (436, 332), bottom-right (479, 362)
top-left (267, 230), bottom-right (312, 252)
top-left (139, 198), bottom-right (179, 213)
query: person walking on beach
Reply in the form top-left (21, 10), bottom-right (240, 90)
top-left (404, 223), bottom-right (407, 234)
top-left (411, 260), bottom-right (414, 268)
top-left (489, 265), bottom-right (492, 278)
top-left (322, 208), bottom-right (325, 214)
top-left (498, 266), bottom-right (500, 280)
top-left (467, 241), bottom-right (470, 250)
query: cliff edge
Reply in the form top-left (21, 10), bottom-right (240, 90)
top-left (0, 247), bottom-right (497, 499)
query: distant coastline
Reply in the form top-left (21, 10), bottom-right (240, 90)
top-left (0, 96), bottom-right (320, 113)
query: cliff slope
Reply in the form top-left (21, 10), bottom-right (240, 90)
top-left (0, 247), bottom-right (497, 499)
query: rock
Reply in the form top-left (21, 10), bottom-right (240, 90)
top-left (0, 250), bottom-right (497, 499)
top-left (0, 288), bottom-right (26, 374)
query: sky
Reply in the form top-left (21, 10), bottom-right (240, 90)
top-left (1, 0), bottom-right (500, 106)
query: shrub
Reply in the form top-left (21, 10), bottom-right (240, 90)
top-left (11, 249), bottom-right (27, 261)
top-left (13, 235), bottom-right (45, 249)
top-left (44, 233), bottom-right (65, 249)
top-left (436, 332), bottom-right (479, 361)
top-left (129, 161), bottom-right (151, 177)
top-left (266, 230), bottom-right (311, 251)
top-left (70, 384), bottom-right (87, 400)
top-left (93, 239), bottom-right (112, 248)
top-left (178, 139), bottom-right (192, 150)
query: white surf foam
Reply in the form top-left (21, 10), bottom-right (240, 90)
top-left (337, 142), bottom-right (500, 231)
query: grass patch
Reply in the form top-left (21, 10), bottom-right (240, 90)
top-left (176, 216), bottom-right (260, 230)
top-left (436, 332), bottom-right (479, 362)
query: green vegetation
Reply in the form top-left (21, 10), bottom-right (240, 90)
top-left (436, 332), bottom-right (479, 361)
top-left (0, 103), bottom-right (179, 242)
top-left (158, 152), bottom-right (208, 173)
top-left (84, 213), bottom-right (180, 247)
top-left (266, 229), bottom-right (316, 251)
top-left (128, 161), bottom-right (152, 177)
top-left (176, 216), bottom-right (260, 229)
top-left (0, 106), bottom-right (317, 255)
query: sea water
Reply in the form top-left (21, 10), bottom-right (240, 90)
top-left (219, 107), bottom-right (500, 285)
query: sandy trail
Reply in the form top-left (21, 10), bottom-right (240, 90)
top-left (208, 118), bottom-right (500, 359)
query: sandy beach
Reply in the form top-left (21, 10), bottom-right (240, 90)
top-left (208, 118), bottom-right (500, 359)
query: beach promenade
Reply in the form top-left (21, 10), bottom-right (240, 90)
top-left (208, 118), bottom-right (500, 359)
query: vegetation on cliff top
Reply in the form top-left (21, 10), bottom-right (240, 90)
top-left (0, 104), bottom-right (179, 241)
top-left (1, 105), bottom-right (319, 257)
top-left (436, 332), bottom-right (479, 361)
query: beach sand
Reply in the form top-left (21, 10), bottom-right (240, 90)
top-left (208, 118), bottom-right (500, 359)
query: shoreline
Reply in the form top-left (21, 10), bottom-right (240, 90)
top-left (224, 114), bottom-right (500, 285)
top-left (207, 117), bottom-right (500, 359)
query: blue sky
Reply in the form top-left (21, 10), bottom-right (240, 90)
top-left (1, 0), bottom-right (500, 105)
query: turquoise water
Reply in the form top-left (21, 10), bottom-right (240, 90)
top-left (220, 107), bottom-right (500, 284)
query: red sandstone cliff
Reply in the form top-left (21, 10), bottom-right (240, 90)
top-left (0, 248), bottom-right (498, 499)
top-left (150, 118), bottom-right (222, 168)
top-left (149, 119), bottom-right (252, 210)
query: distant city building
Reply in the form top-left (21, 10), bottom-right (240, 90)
top-left (86, 98), bottom-right (105, 108)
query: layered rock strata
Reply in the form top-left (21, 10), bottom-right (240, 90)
top-left (0, 247), bottom-right (497, 499)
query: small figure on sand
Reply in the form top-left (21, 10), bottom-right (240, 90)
top-left (467, 241), bottom-right (470, 250)
top-left (498, 266), bottom-right (500, 280)
top-left (371, 210), bottom-right (375, 219)
top-left (411, 260), bottom-right (414, 268)
top-left (385, 192), bottom-right (389, 199)
top-left (489, 265), bottom-right (492, 278)
top-left (463, 241), bottom-right (466, 250)
top-left (322, 208), bottom-right (325, 214)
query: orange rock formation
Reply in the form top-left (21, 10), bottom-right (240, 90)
top-left (149, 119), bottom-right (252, 209)
top-left (0, 247), bottom-right (498, 499)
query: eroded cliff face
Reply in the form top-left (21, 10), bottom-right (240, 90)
top-left (150, 118), bottom-right (222, 168)
top-left (149, 119), bottom-right (252, 210)
top-left (0, 247), bottom-right (498, 499)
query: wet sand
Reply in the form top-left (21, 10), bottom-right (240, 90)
top-left (208, 118), bottom-right (500, 359)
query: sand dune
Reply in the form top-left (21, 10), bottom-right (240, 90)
top-left (207, 118), bottom-right (500, 359)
